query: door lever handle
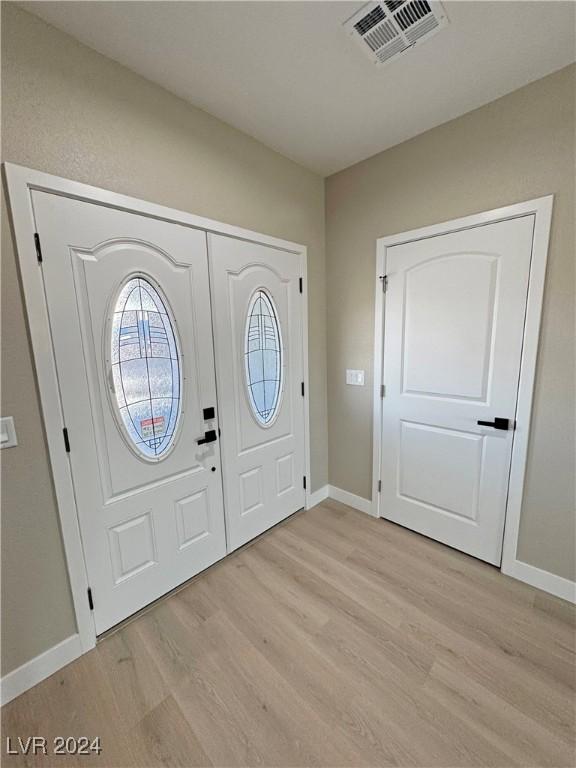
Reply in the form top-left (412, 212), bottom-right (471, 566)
top-left (196, 429), bottom-right (217, 445)
top-left (477, 418), bottom-right (510, 431)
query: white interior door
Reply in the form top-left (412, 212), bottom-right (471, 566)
top-left (208, 235), bottom-right (306, 551)
top-left (33, 192), bottom-right (227, 633)
top-left (380, 216), bottom-right (534, 565)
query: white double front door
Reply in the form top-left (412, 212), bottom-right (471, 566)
top-left (379, 216), bottom-right (534, 565)
top-left (33, 192), bottom-right (305, 633)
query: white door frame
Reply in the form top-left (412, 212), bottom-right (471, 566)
top-left (4, 162), bottom-right (312, 653)
top-left (371, 196), bottom-right (566, 596)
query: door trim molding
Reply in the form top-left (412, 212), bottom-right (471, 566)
top-left (371, 196), bottom-right (570, 601)
top-left (3, 162), bottom-right (311, 683)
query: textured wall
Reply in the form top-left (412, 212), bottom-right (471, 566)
top-left (2, 2), bottom-right (574, 682)
top-left (1, 4), bottom-right (327, 675)
top-left (325, 64), bottom-right (575, 582)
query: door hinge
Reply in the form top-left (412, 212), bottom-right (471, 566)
top-left (87, 587), bottom-right (94, 611)
top-left (377, 480), bottom-right (382, 493)
top-left (62, 427), bottom-right (71, 453)
top-left (299, 277), bottom-right (303, 294)
top-left (34, 233), bottom-right (43, 263)
top-left (301, 381), bottom-right (305, 397)
top-left (380, 384), bottom-right (386, 398)
top-left (380, 274), bottom-right (388, 292)
top-left (303, 475), bottom-right (307, 490)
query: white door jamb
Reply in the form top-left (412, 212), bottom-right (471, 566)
top-left (372, 196), bottom-right (573, 603)
top-left (3, 162), bottom-right (311, 679)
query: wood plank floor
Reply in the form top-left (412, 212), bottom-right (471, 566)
top-left (2, 499), bottom-right (575, 767)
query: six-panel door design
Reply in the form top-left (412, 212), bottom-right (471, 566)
top-left (32, 191), bottom-right (307, 634)
top-left (379, 216), bottom-right (535, 564)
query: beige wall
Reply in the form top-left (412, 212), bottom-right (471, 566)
top-left (326, 64), bottom-right (575, 582)
top-left (2, 2), bottom-right (574, 681)
top-left (0, 4), bottom-right (327, 676)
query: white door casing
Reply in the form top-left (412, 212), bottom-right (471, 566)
top-left (378, 216), bottom-right (535, 565)
top-left (208, 234), bottom-right (306, 551)
top-left (5, 166), bottom-right (564, 699)
top-left (5, 162), bottom-right (311, 667)
top-left (32, 191), bottom-right (227, 633)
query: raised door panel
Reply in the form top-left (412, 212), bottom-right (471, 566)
top-left (381, 216), bottom-right (535, 565)
top-left (398, 421), bottom-right (484, 522)
top-left (70, 239), bottom-right (211, 499)
top-left (403, 255), bottom-right (498, 401)
top-left (208, 234), bottom-right (305, 551)
top-left (33, 191), bottom-right (227, 633)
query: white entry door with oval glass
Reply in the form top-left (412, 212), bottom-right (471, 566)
top-left (209, 235), bottom-right (306, 551)
top-left (31, 191), bottom-right (227, 634)
top-left (379, 216), bottom-right (535, 565)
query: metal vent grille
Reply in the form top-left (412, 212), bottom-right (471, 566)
top-left (405, 12), bottom-right (438, 43)
top-left (344, 1), bottom-right (448, 67)
top-left (354, 5), bottom-right (386, 35)
top-left (377, 37), bottom-right (409, 63)
top-left (364, 19), bottom-right (398, 51)
top-left (395, 0), bottom-right (433, 31)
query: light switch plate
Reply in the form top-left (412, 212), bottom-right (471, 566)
top-left (346, 369), bottom-right (365, 386)
top-left (0, 417), bottom-right (18, 449)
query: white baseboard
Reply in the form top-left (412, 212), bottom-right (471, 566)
top-left (314, 486), bottom-right (573, 604)
top-left (1, 634), bottom-right (83, 706)
top-left (327, 485), bottom-right (377, 517)
top-left (502, 559), bottom-right (576, 604)
top-left (307, 485), bottom-right (329, 509)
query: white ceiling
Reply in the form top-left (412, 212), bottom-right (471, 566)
top-left (21, 1), bottom-right (576, 175)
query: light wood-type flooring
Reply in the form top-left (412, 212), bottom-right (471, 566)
top-left (2, 499), bottom-right (575, 767)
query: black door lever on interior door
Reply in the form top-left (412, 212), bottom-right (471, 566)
top-left (196, 429), bottom-right (217, 445)
top-left (477, 418), bottom-right (510, 431)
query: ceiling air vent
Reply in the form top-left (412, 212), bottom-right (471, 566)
top-left (344, 1), bottom-right (448, 66)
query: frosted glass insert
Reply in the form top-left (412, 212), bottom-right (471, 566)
top-left (244, 289), bottom-right (282, 425)
top-left (110, 276), bottom-right (181, 459)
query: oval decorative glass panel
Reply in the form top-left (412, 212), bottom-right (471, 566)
top-left (110, 276), bottom-right (181, 459)
top-left (244, 289), bottom-right (283, 425)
